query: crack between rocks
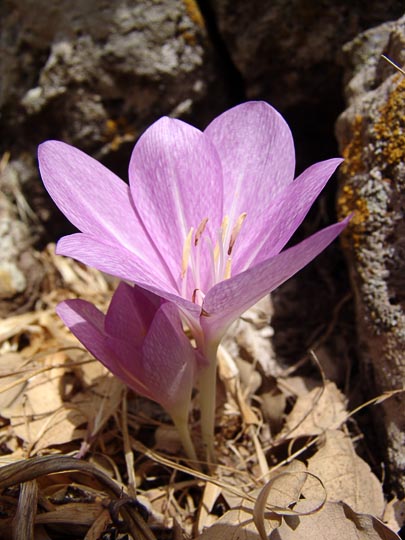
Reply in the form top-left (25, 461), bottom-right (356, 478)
top-left (196, 0), bottom-right (245, 105)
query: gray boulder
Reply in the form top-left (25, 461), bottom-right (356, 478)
top-left (336, 15), bottom-right (405, 493)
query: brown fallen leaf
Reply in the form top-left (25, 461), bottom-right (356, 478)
top-left (0, 312), bottom-right (43, 343)
top-left (222, 296), bottom-right (278, 377)
top-left (271, 500), bottom-right (400, 540)
top-left (383, 497), bottom-right (405, 534)
top-left (280, 381), bottom-right (347, 438)
top-left (305, 430), bottom-right (385, 517)
top-left (196, 461), bottom-right (315, 540)
top-left (253, 460), bottom-right (323, 539)
top-left (0, 352), bottom-right (29, 410)
top-left (71, 368), bottom-right (124, 444)
top-left (195, 504), bottom-right (265, 539)
top-left (2, 352), bottom-right (71, 444)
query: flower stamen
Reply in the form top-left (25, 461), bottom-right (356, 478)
top-left (195, 217), bottom-right (209, 246)
top-left (224, 257), bottom-right (232, 280)
top-left (181, 212), bottom-right (247, 298)
top-left (221, 215), bottom-right (229, 243)
top-left (228, 212), bottom-right (247, 255)
top-left (181, 227), bottom-right (194, 280)
top-left (192, 288), bottom-right (205, 305)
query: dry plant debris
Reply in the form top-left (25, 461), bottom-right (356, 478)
top-left (0, 246), bottom-right (403, 539)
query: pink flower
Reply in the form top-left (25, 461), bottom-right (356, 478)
top-left (57, 282), bottom-right (196, 415)
top-left (39, 101), bottom-right (348, 348)
top-left (57, 282), bottom-right (199, 461)
top-left (39, 101), bottom-right (349, 458)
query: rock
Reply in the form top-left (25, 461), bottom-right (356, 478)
top-left (1, 0), bottom-right (224, 152)
top-left (0, 0), bottom-right (228, 312)
top-left (210, 0), bottom-right (404, 109)
top-left (0, 156), bottom-right (45, 315)
top-left (208, 0), bottom-right (405, 171)
top-left (336, 15), bottom-right (405, 494)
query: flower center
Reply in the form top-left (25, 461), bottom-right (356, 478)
top-left (180, 212), bottom-right (247, 303)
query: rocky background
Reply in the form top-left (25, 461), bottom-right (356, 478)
top-left (1, 0), bottom-right (404, 495)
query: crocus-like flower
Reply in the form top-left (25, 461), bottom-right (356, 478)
top-left (39, 101), bottom-right (349, 458)
top-left (57, 281), bottom-right (198, 460)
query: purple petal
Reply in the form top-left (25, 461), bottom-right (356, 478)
top-left (104, 301), bottom-right (196, 411)
top-left (57, 299), bottom-right (162, 402)
top-left (233, 158), bottom-right (343, 273)
top-left (56, 299), bottom-right (121, 375)
top-left (204, 101), bottom-right (296, 227)
top-left (57, 295), bottom-right (196, 411)
top-left (57, 233), bottom-right (202, 321)
top-left (104, 282), bottom-right (161, 346)
top-left (201, 217), bottom-right (350, 340)
top-left (140, 302), bottom-right (196, 410)
top-left (38, 141), bottom-right (168, 278)
top-left (57, 233), bottom-right (175, 289)
top-left (128, 117), bottom-right (224, 288)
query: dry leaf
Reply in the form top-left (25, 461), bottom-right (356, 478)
top-left (281, 381), bottom-right (347, 437)
top-left (197, 461), bottom-right (313, 540)
top-left (0, 312), bottom-right (42, 343)
top-left (222, 297), bottom-right (278, 376)
top-left (71, 368), bottom-right (124, 440)
top-left (277, 376), bottom-right (318, 399)
top-left (2, 353), bottom-right (71, 444)
top-left (305, 430), bottom-right (385, 517)
top-left (382, 497), bottom-right (405, 533)
top-left (0, 352), bottom-right (29, 409)
top-left (197, 482), bottom-right (223, 533)
top-left (35, 502), bottom-right (105, 526)
top-left (253, 460), bottom-right (315, 539)
top-left (217, 345), bottom-right (259, 426)
top-left (256, 460), bottom-right (308, 514)
top-left (271, 500), bottom-right (401, 539)
top-left (259, 387), bottom-right (286, 435)
top-left (83, 508), bottom-right (112, 540)
top-left (196, 504), bottom-right (263, 539)
top-left (1, 344), bottom-right (123, 452)
top-left (32, 407), bottom-right (88, 452)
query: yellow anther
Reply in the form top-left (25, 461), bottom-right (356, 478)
top-left (213, 242), bottom-right (220, 265)
top-left (195, 217), bottom-right (209, 246)
top-left (220, 215), bottom-right (229, 242)
top-left (224, 257), bottom-right (232, 280)
top-left (228, 212), bottom-right (247, 255)
top-left (181, 227), bottom-right (194, 279)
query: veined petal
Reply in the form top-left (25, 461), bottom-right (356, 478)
top-left (56, 299), bottom-right (127, 381)
top-left (104, 282), bottom-right (162, 346)
top-left (129, 117), bottom-right (224, 286)
top-left (57, 233), bottom-right (202, 321)
top-left (140, 302), bottom-right (197, 411)
top-left (204, 101), bottom-right (295, 226)
top-left (201, 217), bottom-right (350, 341)
top-left (104, 301), bottom-right (196, 411)
top-left (57, 295), bottom-right (196, 412)
top-left (38, 141), bottom-right (167, 276)
top-left (233, 158), bottom-right (343, 273)
top-left (57, 299), bottom-right (166, 404)
top-left (57, 233), bottom-right (175, 289)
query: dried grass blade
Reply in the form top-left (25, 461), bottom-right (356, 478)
top-left (12, 480), bottom-right (38, 540)
top-left (0, 455), bottom-right (156, 540)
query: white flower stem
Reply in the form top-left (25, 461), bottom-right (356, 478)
top-left (198, 340), bottom-right (220, 463)
top-left (170, 408), bottom-right (199, 469)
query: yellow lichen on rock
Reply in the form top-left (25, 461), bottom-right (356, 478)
top-left (373, 77), bottom-right (405, 167)
top-left (337, 184), bottom-right (370, 249)
top-left (341, 115), bottom-right (365, 177)
top-left (103, 118), bottom-right (136, 151)
top-left (183, 0), bottom-right (205, 29)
